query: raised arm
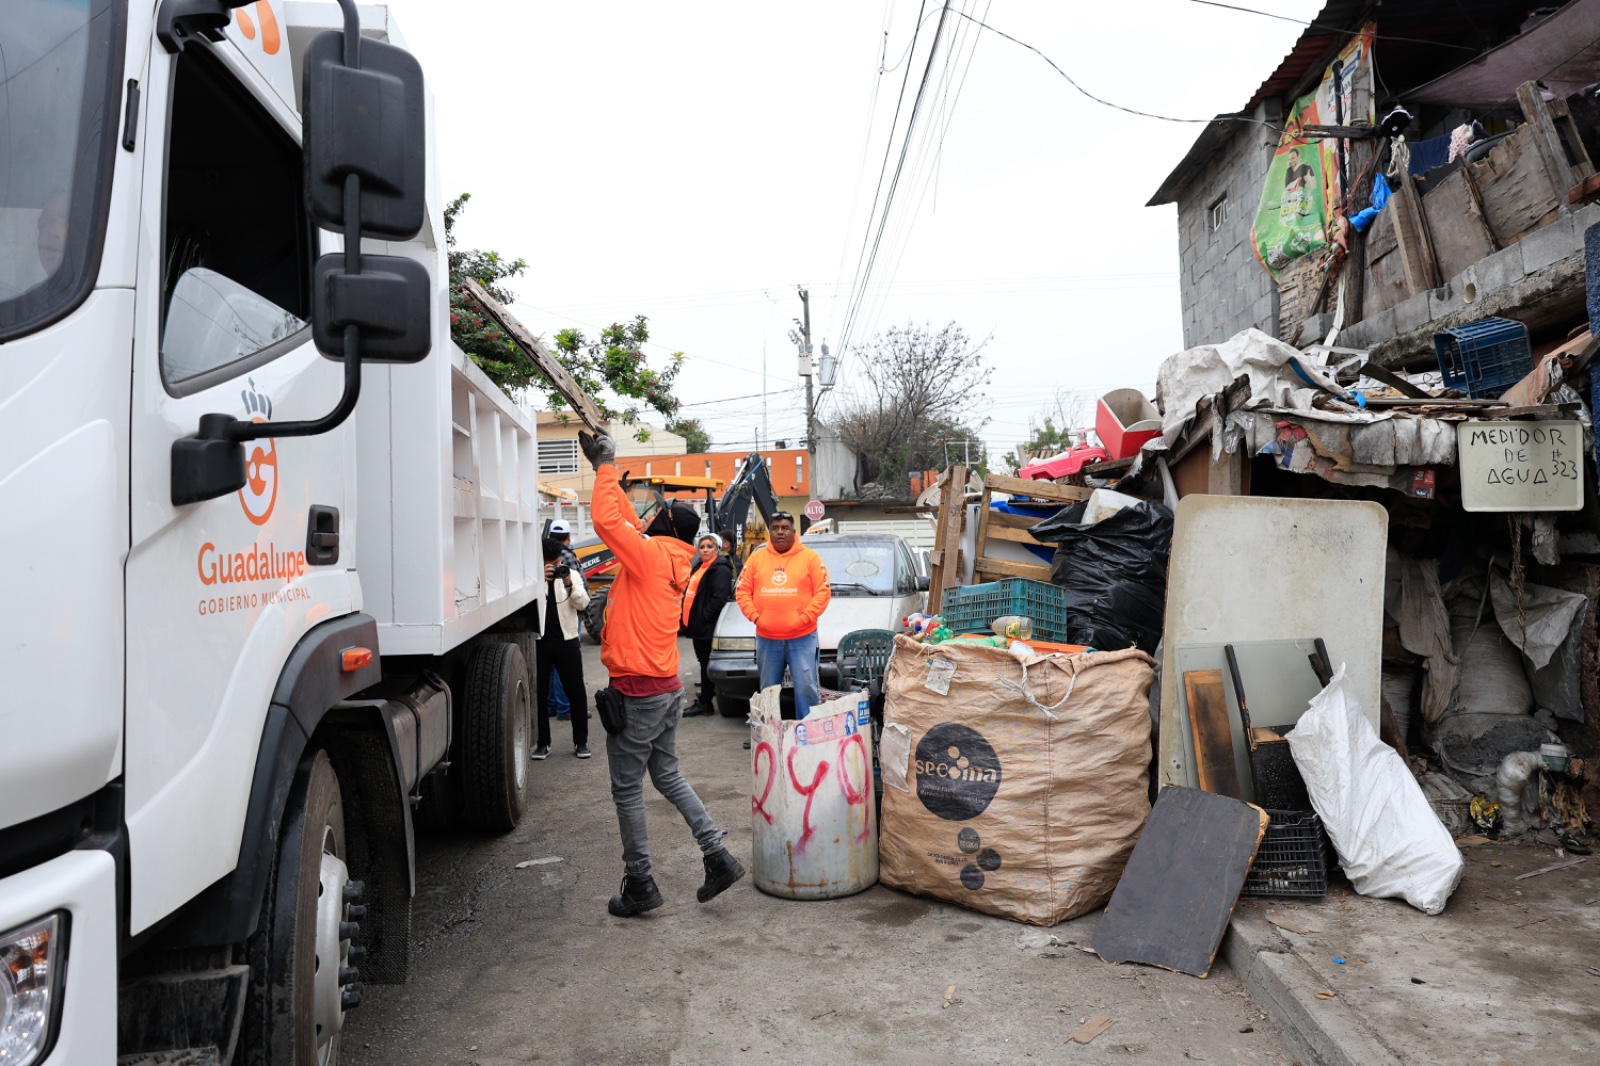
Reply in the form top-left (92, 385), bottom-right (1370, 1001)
top-left (589, 460), bottom-right (650, 573)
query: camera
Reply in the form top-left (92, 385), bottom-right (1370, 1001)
top-left (552, 564), bottom-right (570, 579)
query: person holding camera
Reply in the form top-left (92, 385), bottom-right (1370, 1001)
top-left (580, 430), bottom-right (745, 918)
top-left (535, 536), bottom-right (592, 760)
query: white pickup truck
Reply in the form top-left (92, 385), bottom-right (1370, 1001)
top-left (0, 2), bottom-right (541, 1062)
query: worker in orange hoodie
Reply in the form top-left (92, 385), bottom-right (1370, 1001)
top-left (580, 430), bottom-right (746, 918)
top-left (736, 511), bottom-right (831, 719)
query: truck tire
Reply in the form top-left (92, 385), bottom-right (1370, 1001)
top-left (717, 694), bottom-right (750, 719)
top-left (459, 641), bottom-right (532, 832)
top-left (240, 749), bottom-right (363, 1066)
top-left (582, 588), bottom-right (608, 644)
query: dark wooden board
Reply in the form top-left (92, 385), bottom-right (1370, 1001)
top-left (1185, 670), bottom-right (1242, 799)
top-left (1093, 787), bottom-right (1269, 978)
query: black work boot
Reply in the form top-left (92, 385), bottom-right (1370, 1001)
top-left (608, 874), bottom-right (664, 917)
top-left (696, 848), bottom-right (746, 903)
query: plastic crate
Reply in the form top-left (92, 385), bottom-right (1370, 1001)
top-left (1241, 810), bottom-right (1329, 899)
top-left (1432, 316), bottom-right (1532, 398)
top-left (942, 578), bottom-right (1071, 643)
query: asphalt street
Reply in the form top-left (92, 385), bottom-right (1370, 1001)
top-left (344, 639), bottom-right (1294, 1065)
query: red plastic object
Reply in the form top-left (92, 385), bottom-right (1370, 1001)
top-left (1022, 443), bottom-right (1110, 480)
top-left (1096, 389), bottom-right (1162, 459)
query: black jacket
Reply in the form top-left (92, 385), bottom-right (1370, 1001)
top-left (685, 554), bottom-right (735, 640)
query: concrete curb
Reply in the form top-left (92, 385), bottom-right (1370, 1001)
top-left (1222, 913), bottom-right (1404, 1066)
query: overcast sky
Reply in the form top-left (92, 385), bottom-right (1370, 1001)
top-left (381, 0), bottom-right (1324, 465)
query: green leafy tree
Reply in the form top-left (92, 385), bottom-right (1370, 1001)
top-left (445, 193), bottom-right (683, 433)
top-left (666, 416), bottom-right (711, 453)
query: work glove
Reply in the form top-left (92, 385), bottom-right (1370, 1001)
top-left (578, 430), bottom-right (616, 470)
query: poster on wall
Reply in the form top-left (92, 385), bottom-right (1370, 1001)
top-left (1251, 24), bottom-right (1375, 280)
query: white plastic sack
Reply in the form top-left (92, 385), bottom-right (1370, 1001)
top-left (1288, 664), bottom-right (1463, 915)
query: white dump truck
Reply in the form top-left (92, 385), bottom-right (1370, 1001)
top-left (0, 2), bottom-right (543, 1062)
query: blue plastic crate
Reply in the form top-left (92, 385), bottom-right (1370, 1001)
top-left (1432, 316), bottom-right (1532, 398)
top-left (942, 578), bottom-right (1071, 643)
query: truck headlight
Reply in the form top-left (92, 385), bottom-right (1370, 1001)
top-left (0, 913), bottom-right (63, 1066)
top-left (712, 637), bottom-right (756, 652)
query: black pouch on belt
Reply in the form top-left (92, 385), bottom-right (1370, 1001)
top-left (595, 686), bottom-right (626, 736)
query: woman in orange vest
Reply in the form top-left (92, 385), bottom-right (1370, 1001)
top-left (682, 534), bottom-right (735, 717)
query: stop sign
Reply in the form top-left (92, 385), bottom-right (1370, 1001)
top-left (803, 499), bottom-right (826, 521)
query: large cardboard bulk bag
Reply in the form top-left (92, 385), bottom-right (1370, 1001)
top-left (878, 636), bottom-right (1154, 925)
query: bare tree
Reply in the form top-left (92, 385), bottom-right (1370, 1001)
top-left (827, 322), bottom-right (992, 494)
top-left (1002, 388), bottom-right (1091, 471)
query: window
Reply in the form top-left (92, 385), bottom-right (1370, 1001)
top-left (0, 0), bottom-right (124, 343)
top-left (1210, 195), bottom-right (1229, 232)
top-left (795, 455), bottom-right (804, 485)
top-left (160, 45), bottom-right (312, 389)
top-left (645, 462), bottom-right (652, 476)
top-left (704, 460), bottom-right (712, 477)
top-left (674, 460), bottom-right (681, 476)
top-left (537, 439), bottom-right (579, 475)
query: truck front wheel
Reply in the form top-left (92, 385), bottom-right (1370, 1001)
top-left (582, 588), bottom-right (608, 644)
top-left (241, 748), bottom-right (362, 1066)
top-left (459, 641), bottom-right (532, 832)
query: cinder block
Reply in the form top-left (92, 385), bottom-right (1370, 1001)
top-left (1344, 304), bottom-right (1397, 348)
top-left (1428, 282), bottom-right (1466, 323)
top-left (1392, 291), bottom-right (1431, 335)
top-left (1570, 201), bottom-right (1600, 238)
top-left (1518, 215), bottom-right (1578, 274)
top-left (1467, 242), bottom-right (1526, 299)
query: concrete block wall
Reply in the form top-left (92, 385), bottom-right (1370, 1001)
top-left (1174, 119), bottom-right (1281, 348)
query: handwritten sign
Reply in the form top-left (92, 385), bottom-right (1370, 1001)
top-left (1456, 421), bottom-right (1584, 512)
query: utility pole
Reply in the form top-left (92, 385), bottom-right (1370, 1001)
top-left (798, 286), bottom-right (815, 456)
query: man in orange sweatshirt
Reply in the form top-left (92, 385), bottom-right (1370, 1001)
top-left (580, 430), bottom-right (745, 917)
top-left (736, 512), bottom-right (831, 719)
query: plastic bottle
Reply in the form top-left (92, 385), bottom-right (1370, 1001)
top-left (991, 615), bottom-right (1033, 640)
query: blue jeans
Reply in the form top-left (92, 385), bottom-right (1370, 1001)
top-left (756, 631), bottom-right (821, 719)
top-left (606, 689), bottom-right (723, 878)
top-left (549, 671), bottom-right (570, 718)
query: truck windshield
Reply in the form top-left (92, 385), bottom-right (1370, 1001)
top-left (0, 0), bottom-right (123, 342)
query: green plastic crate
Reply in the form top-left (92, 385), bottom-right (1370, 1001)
top-left (942, 578), bottom-right (1071, 643)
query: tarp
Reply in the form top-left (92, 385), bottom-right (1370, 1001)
top-left (1406, 0), bottom-right (1600, 109)
top-left (1251, 26), bottom-right (1374, 279)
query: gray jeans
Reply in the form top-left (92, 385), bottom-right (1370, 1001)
top-left (606, 688), bottom-right (723, 877)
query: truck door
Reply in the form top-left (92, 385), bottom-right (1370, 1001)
top-left (122, 32), bottom-right (355, 934)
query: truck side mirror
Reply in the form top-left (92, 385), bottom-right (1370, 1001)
top-left (169, 0), bottom-right (431, 507)
top-left (302, 23), bottom-right (431, 362)
top-left (915, 574), bottom-right (931, 592)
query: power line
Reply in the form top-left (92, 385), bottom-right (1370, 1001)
top-left (1185, 0), bottom-right (1478, 50)
top-left (835, 0), bottom-right (934, 356)
top-left (838, 1), bottom-right (956, 370)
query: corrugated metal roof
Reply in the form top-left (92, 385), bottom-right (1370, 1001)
top-left (1148, 0), bottom-right (1540, 206)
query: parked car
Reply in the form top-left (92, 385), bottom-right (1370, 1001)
top-left (707, 533), bottom-right (929, 717)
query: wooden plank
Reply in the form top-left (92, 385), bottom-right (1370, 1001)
top-left (973, 483), bottom-right (994, 573)
top-left (972, 557), bottom-right (1053, 582)
top-left (1517, 81), bottom-right (1585, 197)
top-left (1185, 670), bottom-right (1242, 799)
top-left (986, 510), bottom-right (1050, 531)
top-left (1471, 123), bottom-right (1563, 245)
top-left (926, 466), bottom-right (968, 615)
top-left (1359, 201), bottom-right (1410, 315)
top-left (1390, 173), bottom-right (1440, 295)
top-left (1092, 786), bottom-right (1269, 978)
top-left (1420, 168), bottom-right (1499, 280)
top-left (1359, 361), bottom-right (1432, 399)
top-left (1549, 97), bottom-right (1596, 178)
top-left (460, 278), bottom-right (608, 433)
top-left (982, 473), bottom-right (1092, 503)
top-left (984, 523), bottom-right (1051, 546)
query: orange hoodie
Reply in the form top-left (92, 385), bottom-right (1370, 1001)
top-left (736, 540), bottom-right (831, 640)
top-left (591, 463), bottom-right (694, 679)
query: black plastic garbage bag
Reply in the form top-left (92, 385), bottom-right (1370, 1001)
top-left (1031, 501), bottom-right (1174, 654)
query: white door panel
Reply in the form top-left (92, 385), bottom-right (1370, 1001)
top-left (122, 42), bottom-right (352, 932)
